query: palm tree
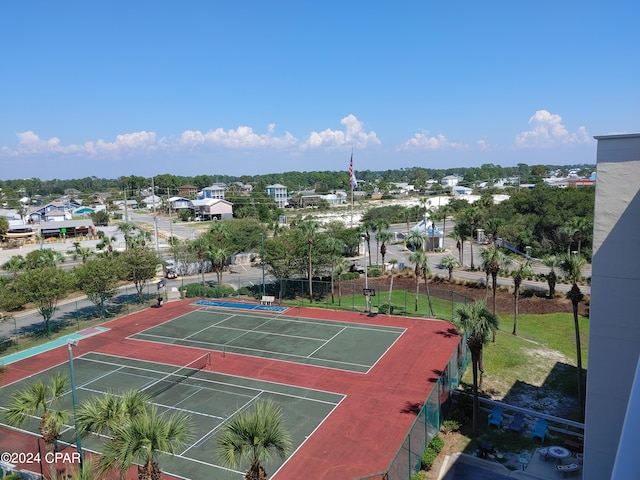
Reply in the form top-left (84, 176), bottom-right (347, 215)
top-left (217, 400), bottom-right (291, 480)
top-left (76, 391), bottom-right (150, 480)
top-left (410, 250), bottom-right (434, 317)
top-left (451, 301), bottom-right (499, 436)
top-left (326, 238), bottom-right (344, 304)
top-left (70, 241), bottom-right (93, 263)
top-left (334, 257), bottom-right (350, 307)
top-left (556, 224), bottom-right (577, 255)
top-left (77, 390), bottom-right (149, 437)
top-left (439, 255), bottom-right (460, 282)
top-left (483, 217), bottom-right (504, 244)
top-left (208, 246), bottom-right (229, 286)
top-left (118, 222), bottom-right (136, 250)
top-left (509, 261), bottom-right (533, 336)
top-left (5, 373), bottom-right (70, 476)
top-left (542, 254), bottom-right (560, 298)
top-left (377, 231), bottom-right (393, 266)
top-left (479, 245), bottom-right (511, 316)
top-left (190, 236), bottom-right (211, 285)
top-left (568, 216), bottom-right (592, 255)
top-left (361, 220), bottom-right (376, 266)
top-left (99, 404), bottom-right (192, 480)
top-left (448, 226), bottom-right (464, 266)
top-left (386, 259), bottom-right (398, 316)
top-left (373, 219), bottom-right (389, 265)
top-left (438, 204), bottom-right (452, 243)
top-left (560, 253), bottom-right (587, 419)
top-left (24, 248), bottom-right (65, 269)
top-left (297, 220), bottom-right (319, 303)
top-left (405, 229), bottom-right (425, 252)
top-left (409, 251), bottom-right (423, 312)
top-left (459, 207), bottom-right (481, 270)
top-left (2, 255), bottom-right (25, 279)
top-left (96, 231), bottom-right (117, 257)
top-left (208, 221), bottom-right (230, 247)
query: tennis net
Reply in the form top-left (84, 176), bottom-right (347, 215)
top-left (142, 352), bottom-right (211, 399)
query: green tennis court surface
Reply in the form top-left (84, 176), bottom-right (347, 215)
top-left (130, 308), bottom-right (406, 373)
top-left (0, 352), bottom-right (343, 479)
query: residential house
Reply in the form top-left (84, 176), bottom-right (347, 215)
top-left (63, 188), bottom-right (82, 198)
top-left (389, 183), bottom-right (415, 196)
top-left (453, 186), bottom-right (473, 195)
top-left (441, 175), bottom-right (460, 188)
top-left (200, 184), bottom-right (226, 200)
top-left (191, 198), bottom-right (233, 220)
top-left (266, 184), bottom-right (288, 208)
top-left (27, 202), bottom-right (73, 223)
top-left (167, 196), bottom-right (193, 211)
top-left (178, 184), bottom-right (198, 197)
top-left (113, 199), bottom-right (139, 210)
top-left (142, 195), bottom-right (162, 210)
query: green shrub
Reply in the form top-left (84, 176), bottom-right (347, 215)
top-left (369, 267), bottom-right (382, 277)
top-left (428, 434), bottom-right (445, 453)
top-left (185, 283), bottom-right (236, 298)
top-left (421, 447), bottom-right (438, 471)
top-left (411, 471), bottom-right (427, 480)
top-left (441, 419), bottom-right (461, 434)
top-left (340, 272), bottom-right (360, 280)
top-left (236, 286), bottom-right (256, 296)
top-left (378, 303), bottom-right (395, 314)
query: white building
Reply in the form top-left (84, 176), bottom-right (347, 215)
top-left (266, 184), bottom-right (288, 208)
top-left (584, 133), bottom-right (640, 480)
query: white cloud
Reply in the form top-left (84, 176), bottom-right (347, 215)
top-left (5, 130), bottom-right (157, 157)
top-left (303, 114), bottom-right (380, 149)
top-left (476, 139), bottom-right (491, 151)
top-left (515, 110), bottom-right (591, 148)
top-left (1, 116), bottom-right (380, 159)
top-left (179, 125), bottom-right (297, 149)
top-left (398, 132), bottom-right (468, 151)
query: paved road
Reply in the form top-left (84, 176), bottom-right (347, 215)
top-left (0, 218), bottom-right (590, 343)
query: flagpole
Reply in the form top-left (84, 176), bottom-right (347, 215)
top-left (349, 149), bottom-right (354, 228)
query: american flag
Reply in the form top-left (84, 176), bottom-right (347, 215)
top-left (349, 153), bottom-right (358, 189)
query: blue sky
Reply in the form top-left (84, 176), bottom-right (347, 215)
top-left (1, 1), bottom-right (638, 181)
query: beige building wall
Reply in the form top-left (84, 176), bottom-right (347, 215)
top-left (584, 134), bottom-right (640, 479)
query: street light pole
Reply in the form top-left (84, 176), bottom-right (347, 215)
top-left (67, 339), bottom-right (83, 471)
top-left (261, 233), bottom-right (265, 297)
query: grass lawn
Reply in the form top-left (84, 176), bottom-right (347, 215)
top-left (462, 311), bottom-right (589, 420)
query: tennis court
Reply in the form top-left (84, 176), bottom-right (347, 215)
top-left (0, 351), bottom-right (343, 479)
top-left (0, 299), bottom-right (462, 479)
top-left (130, 306), bottom-right (406, 373)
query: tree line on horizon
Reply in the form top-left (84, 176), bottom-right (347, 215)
top-left (0, 162), bottom-right (595, 204)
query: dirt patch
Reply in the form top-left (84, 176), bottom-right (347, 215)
top-left (365, 274), bottom-right (589, 317)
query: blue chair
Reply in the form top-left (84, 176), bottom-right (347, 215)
top-left (487, 406), bottom-right (503, 428)
top-left (508, 412), bottom-right (525, 433)
top-left (531, 418), bottom-right (548, 441)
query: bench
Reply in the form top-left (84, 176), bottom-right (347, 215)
top-left (563, 438), bottom-right (584, 452)
top-left (555, 463), bottom-right (581, 477)
top-left (260, 295), bottom-right (275, 306)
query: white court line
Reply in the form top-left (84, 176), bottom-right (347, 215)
top-left (181, 390), bottom-right (264, 455)
top-left (79, 353), bottom-right (344, 405)
top-left (134, 332), bottom-right (372, 370)
top-left (306, 326), bottom-right (346, 358)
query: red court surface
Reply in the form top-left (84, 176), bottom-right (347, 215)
top-left (0, 299), bottom-right (461, 480)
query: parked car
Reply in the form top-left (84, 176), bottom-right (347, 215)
top-left (166, 270), bottom-right (177, 279)
top-left (350, 263), bottom-right (365, 274)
